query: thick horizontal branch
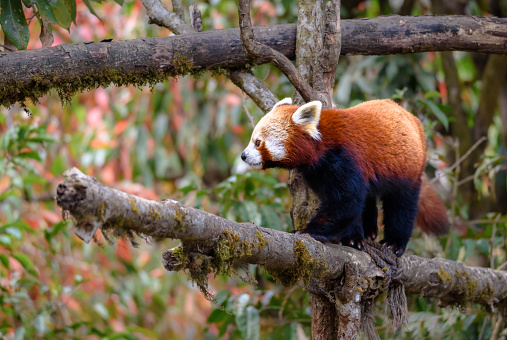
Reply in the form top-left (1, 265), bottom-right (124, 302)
top-left (1, 15), bottom-right (506, 107)
top-left (56, 167), bottom-right (507, 317)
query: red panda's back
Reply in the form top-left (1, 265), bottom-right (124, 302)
top-left (319, 99), bottom-right (426, 184)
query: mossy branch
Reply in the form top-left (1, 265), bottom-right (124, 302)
top-left (56, 167), bottom-right (507, 317)
top-left (2, 16), bottom-right (507, 107)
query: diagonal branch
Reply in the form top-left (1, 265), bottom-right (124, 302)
top-left (56, 167), bottom-right (507, 318)
top-left (140, 0), bottom-right (277, 112)
top-left (238, 0), bottom-right (319, 103)
top-left (141, 0), bottom-right (194, 35)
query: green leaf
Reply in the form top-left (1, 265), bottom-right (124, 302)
top-left (0, 235), bottom-right (12, 246)
top-left (35, 0), bottom-right (58, 23)
top-left (17, 151), bottom-right (42, 161)
top-left (4, 227), bottom-right (22, 240)
top-left (0, 254), bottom-right (10, 269)
top-left (208, 309), bottom-right (228, 323)
top-left (113, 0), bottom-right (123, 5)
top-left (82, 0), bottom-right (101, 21)
top-left (0, 0), bottom-right (30, 50)
top-left (67, 0), bottom-right (76, 23)
top-left (419, 99), bottom-right (449, 131)
top-left (50, 0), bottom-right (71, 29)
top-left (236, 305), bottom-right (260, 340)
top-left (11, 253), bottom-right (37, 277)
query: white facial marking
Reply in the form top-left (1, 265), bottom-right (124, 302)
top-left (242, 140), bottom-right (263, 169)
top-left (264, 139), bottom-right (286, 161)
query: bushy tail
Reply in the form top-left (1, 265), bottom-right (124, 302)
top-left (416, 174), bottom-right (449, 235)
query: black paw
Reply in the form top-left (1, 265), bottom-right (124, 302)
top-left (380, 240), bottom-right (406, 257)
top-left (337, 235), bottom-right (365, 251)
top-left (365, 230), bottom-right (378, 241)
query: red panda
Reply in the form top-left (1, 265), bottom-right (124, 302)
top-left (241, 98), bottom-right (448, 256)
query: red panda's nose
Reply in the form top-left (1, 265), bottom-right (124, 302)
top-left (241, 152), bottom-right (247, 161)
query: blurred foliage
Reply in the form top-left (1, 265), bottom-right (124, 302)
top-left (1, 0), bottom-right (507, 339)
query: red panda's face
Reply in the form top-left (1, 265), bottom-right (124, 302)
top-left (241, 99), bottom-right (323, 169)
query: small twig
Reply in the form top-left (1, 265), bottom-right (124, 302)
top-left (278, 286), bottom-right (298, 321)
top-left (237, 0), bottom-right (319, 103)
top-left (0, 43), bottom-right (16, 52)
top-left (479, 315), bottom-right (489, 340)
top-left (140, 0), bottom-right (194, 34)
top-left (189, 2), bottom-right (203, 32)
top-left (450, 139), bottom-right (460, 229)
top-left (463, 218), bottom-right (507, 225)
top-left (229, 69), bottom-right (278, 113)
top-left (490, 214), bottom-right (502, 269)
top-left (241, 95), bottom-right (255, 129)
top-left (497, 261), bottom-right (507, 271)
top-left (456, 174), bottom-right (475, 186)
top-left (172, 0), bottom-right (186, 21)
top-left (490, 317), bottom-right (503, 340)
top-left (432, 136), bottom-right (488, 185)
top-left (27, 13), bottom-right (37, 26)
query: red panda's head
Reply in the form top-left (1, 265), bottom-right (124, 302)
top-left (241, 98), bottom-right (323, 170)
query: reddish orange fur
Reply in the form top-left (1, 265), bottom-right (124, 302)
top-left (272, 99), bottom-right (448, 235)
top-left (416, 175), bottom-right (449, 235)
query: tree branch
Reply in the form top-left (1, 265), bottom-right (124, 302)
top-left (141, 0), bottom-right (194, 34)
top-left (56, 167), bottom-right (507, 318)
top-left (139, 0), bottom-right (276, 115)
top-left (228, 69), bottom-right (278, 113)
top-left (2, 16), bottom-right (507, 107)
top-left (238, 0), bottom-right (319, 102)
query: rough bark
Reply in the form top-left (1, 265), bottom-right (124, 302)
top-left (55, 167), bottom-right (507, 318)
top-left (238, 0), bottom-right (319, 103)
top-left (291, 1), bottom-right (345, 337)
top-left (2, 16), bottom-right (507, 107)
top-left (140, 0), bottom-right (276, 116)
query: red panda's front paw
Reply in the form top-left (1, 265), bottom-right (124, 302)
top-left (338, 236), bottom-right (365, 251)
top-left (379, 240), bottom-right (406, 257)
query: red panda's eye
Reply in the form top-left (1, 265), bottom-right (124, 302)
top-left (255, 140), bottom-right (261, 147)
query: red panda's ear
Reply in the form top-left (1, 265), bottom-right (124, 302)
top-left (292, 101), bottom-right (322, 140)
top-left (272, 97), bottom-right (292, 109)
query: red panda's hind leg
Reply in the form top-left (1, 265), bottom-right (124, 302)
top-left (380, 185), bottom-right (420, 257)
top-left (362, 195), bottom-right (379, 241)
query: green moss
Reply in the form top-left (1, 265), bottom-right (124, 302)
top-left (129, 196), bottom-right (140, 216)
top-left (268, 240), bottom-right (324, 287)
top-left (0, 54), bottom-right (231, 108)
top-left (97, 202), bottom-right (107, 222)
top-left (171, 208), bottom-right (187, 234)
top-left (170, 245), bottom-right (214, 301)
top-left (255, 230), bottom-right (269, 250)
top-left (436, 266), bottom-right (453, 285)
top-left (150, 207), bottom-right (161, 222)
top-left (213, 228), bottom-right (251, 277)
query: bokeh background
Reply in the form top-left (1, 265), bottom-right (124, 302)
top-left (1, 0), bottom-right (506, 338)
